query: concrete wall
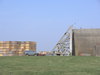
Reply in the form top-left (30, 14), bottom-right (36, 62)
top-left (72, 29), bottom-right (100, 56)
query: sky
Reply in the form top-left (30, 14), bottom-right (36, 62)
top-left (0, 0), bottom-right (100, 51)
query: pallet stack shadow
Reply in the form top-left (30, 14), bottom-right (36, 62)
top-left (0, 41), bottom-right (36, 56)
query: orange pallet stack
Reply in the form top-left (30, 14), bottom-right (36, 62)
top-left (0, 41), bottom-right (36, 56)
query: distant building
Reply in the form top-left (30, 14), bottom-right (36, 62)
top-left (72, 29), bottom-right (100, 56)
top-left (52, 25), bottom-right (100, 56)
top-left (0, 41), bottom-right (36, 56)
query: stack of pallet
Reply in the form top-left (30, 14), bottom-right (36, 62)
top-left (0, 41), bottom-right (10, 56)
top-left (0, 41), bottom-right (36, 56)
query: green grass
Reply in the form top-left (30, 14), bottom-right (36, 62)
top-left (0, 56), bottom-right (100, 75)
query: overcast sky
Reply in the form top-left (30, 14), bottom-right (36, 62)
top-left (0, 0), bottom-right (100, 51)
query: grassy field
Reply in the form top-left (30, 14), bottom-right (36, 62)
top-left (0, 56), bottom-right (100, 75)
